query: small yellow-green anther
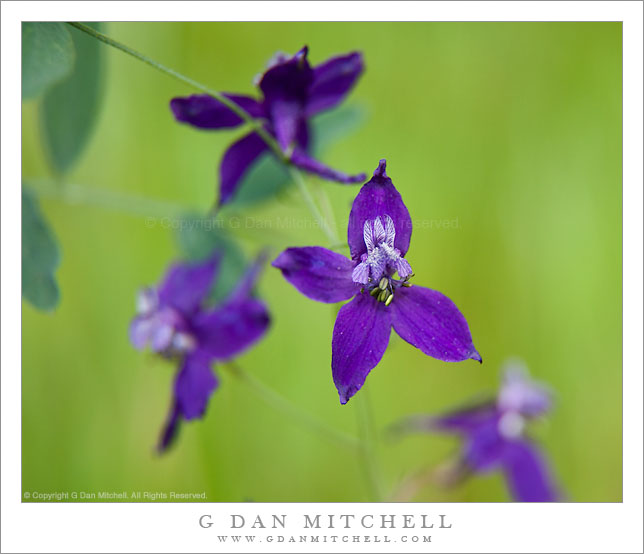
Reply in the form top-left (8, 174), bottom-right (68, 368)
top-left (378, 289), bottom-right (389, 302)
top-left (385, 293), bottom-right (394, 306)
top-left (403, 281), bottom-right (412, 287)
top-left (370, 287), bottom-right (381, 297)
top-left (379, 277), bottom-right (388, 290)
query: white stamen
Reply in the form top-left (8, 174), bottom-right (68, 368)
top-left (353, 215), bottom-right (412, 287)
top-left (372, 217), bottom-right (386, 245)
top-left (136, 288), bottom-right (158, 315)
top-left (172, 332), bottom-right (197, 353)
top-left (383, 215), bottom-right (396, 248)
top-left (363, 220), bottom-right (375, 252)
top-left (352, 262), bottom-right (370, 285)
top-left (498, 411), bottom-right (525, 439)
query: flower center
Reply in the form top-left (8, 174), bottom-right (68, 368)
top-left (497, 411), bottom-right (525, 439)
top-left (135, 288), bottom-right (197, 356)
top-left (352, 215), bottom-right (413, 305)
top-left (497, 367), bottom-right (551, 417)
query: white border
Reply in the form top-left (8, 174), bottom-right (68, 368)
top-left (2, 2), bottom-right (642, 553)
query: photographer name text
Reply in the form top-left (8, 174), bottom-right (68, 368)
top-left (199, 513), bottom-right (452, 530)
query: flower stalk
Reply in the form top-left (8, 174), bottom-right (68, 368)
top-left (289, 167), bottom-right (339, 244)
top-left (355, 389), bottom-right (384, 501)
top-left (224, 362), bottom-right (360, 449)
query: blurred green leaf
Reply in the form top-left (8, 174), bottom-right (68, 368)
top-left (224, 105), bottom-right (365, 210)
top-left (41, 23), bottom-right (105, 174)
top-left (175, 215), bottom-right (246, 303)
top-left (311, 105), bottom-right (366, 157)
top-left (226, 152), bottom-right (291, 210)
top-left (22, 23), bottom-right (75, 100)
top-left (22, 187), bottom-right (61, 311)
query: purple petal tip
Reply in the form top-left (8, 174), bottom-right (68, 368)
top-left (296, 45), bottom-right (309, 59)
top-left (169, 98), bottom-right (184, 120)
top-left (471, 349), bottom-right (483, 363)
top-left (373, 159), bottom-right (388, 179)
top-left (337, 382), bottom-right (363, 405)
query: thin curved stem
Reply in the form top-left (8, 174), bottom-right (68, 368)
top-left (26, 178), bottom-right (294, 247)
top-left (27, 177), bottom-right (183, 219)
top-left (67, 22), bottom-right (284, 161)
top-left (225, 362), bottom-right (360, 449)
top-left (355, 389), bottom-right (385, 501)
top-left (289, 168), bottom-right (339, 244)
top-left (315, 182), bottom-right (339, 240)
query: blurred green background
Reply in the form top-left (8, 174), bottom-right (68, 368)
top-left (22, 22), bottom-right (621, 502)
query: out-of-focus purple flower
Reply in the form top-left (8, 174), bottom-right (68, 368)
top-left (170, 47), bottom-right (366, 207)
top-left (272, 160), bottom-right (480, 404)
top-left (129, 252), bottom-right (270, 452)
top-left (394, 361), bottom-right (559, 502)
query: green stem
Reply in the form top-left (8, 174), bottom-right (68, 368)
top-left (68, 22), bottom-right (336, 245)
top-left (67, 22), bottom-right (283, 161)
top-left (28, 178), bottom-right (182, 219)
top-left (26, 178), bottom-right (294, 246)
top-left (355, 389), bottom-right (384, 501)
top-left (288, 168), bottom-right (338, 244)
top-left (225, 362), bottom-right (360, 449)
top-left (316, 183), bottom-right (339, 240)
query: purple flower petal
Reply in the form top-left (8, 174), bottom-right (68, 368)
top-left (296, 120), bottom-right (310, 150)
top-left (193, 299), bottom-right (270, 360)
top-left (272, 247), bottom-right (358, 303)
top-left (259, 47), bottom-right (312, 104)
top-left (290, 148), bottom-right (366, 184)
top-left (170, 94), bottom-right (264, 129)
top-left (463, 417), bottom-right (506, 471)
top-left (129, 315), bottom-right (153, 350)
top-left (158, 401), bottom-right (181, 453)
top-left (174, 350), bottom-right (218, 420)
top-left (269, 100), bottom-right (304, 151)
top-left (332, 292), bottom-right (392, 404)
top-left (219, 132), bottom-right (269, 207)
top-left (502, 440), bottom-right (559, 502)
top-left (388, 401), bottom-right (496, 440)
top-left (426, 401), bottom-right (498, 434)
top-left (158, 255), bottom-right (220, 315)
top-left (259, 47), bottom-right (313, 151)
top-left (306, 52), bottom-right (364, 117)
top-left (389, 285), bottom-right (481, 363)
top-left (347, 160), bottom-right (412, 260)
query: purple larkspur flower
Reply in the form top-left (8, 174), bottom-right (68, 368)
top-left (395, 362), bottom-right (559, 502)
top-left (129, 252), bottom-right (270, 451)
top-left (272, 160), bottom-right (481, 404)
top-left (170, 47), bottom-right (366, 207)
